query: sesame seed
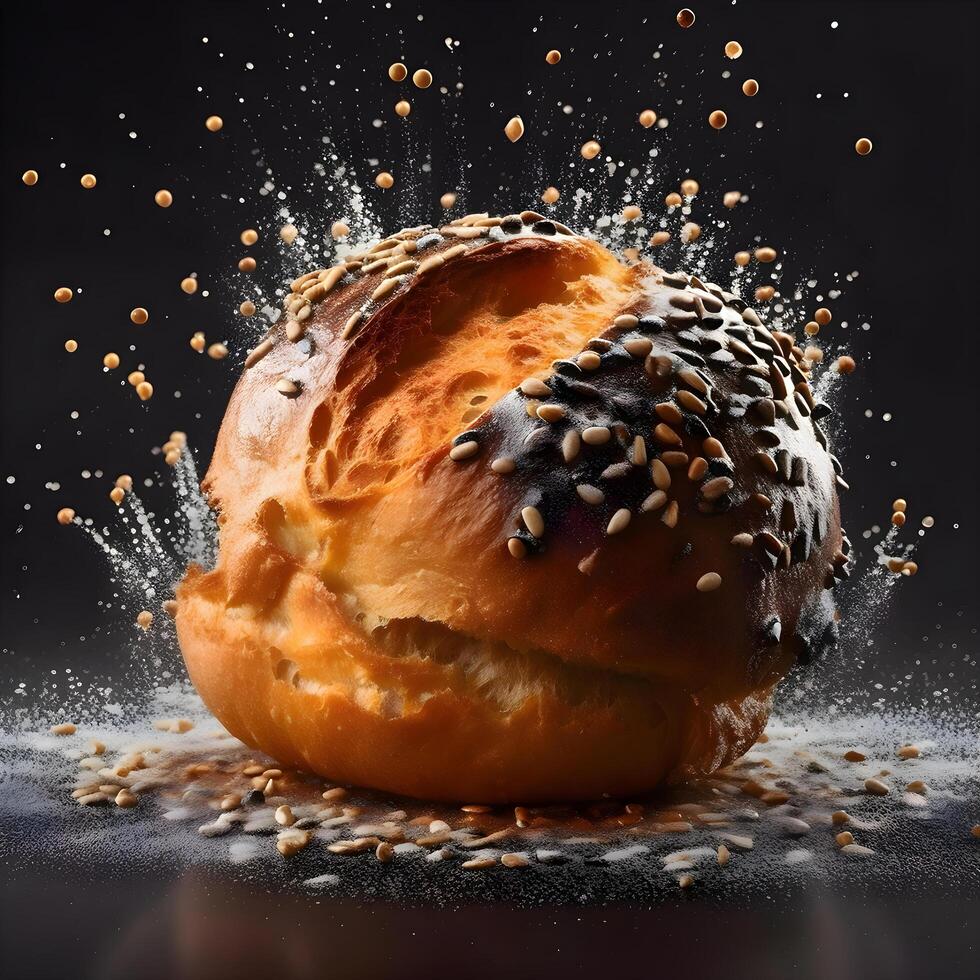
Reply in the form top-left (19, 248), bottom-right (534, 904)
top-left (717, 844), bottom-right (731, 866)
top-left (395, 100), bottom-right (411, 117)
top-left (522, 506), bottom-right (545, 538)
top-left (80, 173), bottom-right (97, 189)
top-left (614, 313), bottom-right (640, 329)
top-left (662, 500), bottom-right (679, 527)
top-left (537, 404), bottom-right (565, 422)
top-left (897, 744), bottom-right (920, 759)
top-left (375, 172), bottom-right (395, 189)
top-left (412, 68), bottom-right (433, 89)
top-left (54, 287), bottom-right (73, 303)
top-left (576, 484), bottom-right (605, 505)
top-left (64, 339), bottom-right (78, 352)
top-left (50, 722), bottom-right (78, 736)
top-left (204, 114), bottom-right (223, 132)
top-left (505, 116), bottom-right (525, 142)
top-left (154, 189), bottom-right (173, 208)
top-left (180, 276), bottom-right (198, 294)
top-left (501, 852), bottom-right (531, 868)
top-left (462, 857), bottom-right (497, 870)
top-left (755, 246), bottom-right (778, 263)
top-left (725, 40), bottom-right (743, 58)
top-left (696, 572), bottom-right (722, 592)
top-left (22, 169), bottom-right (39, 185)
top-left (676, 8), bottom-right (695, 28)
top-left (371, 277), bottom-right (400, 301)
top-left (651, 459), bottom-right (671, 490)
top-left (207, 343), bottom-right (228, 360)
top-left (734, 251), bottom-right (751, 267)
top-left (577, 350), bottom-right (602, 371)
top-left (562, 429), bottom-right (581, 462)
top-left (702, 476), bottom-right (733, 500)
top-left (507, 537), bottom-right (527, 559)
top-left (129, 307), bottom-right (148, 325)
top-left (449, 440), bottom-right (479, 462)
top-left (276, 378), bottom-right (301, 398)
top-left (136, 610), bottom-right (153, 629)
top-left (680, 178), bottom-right (699, 196)
top-left (831, 810), bottom-right (851, 825)
top-left (238, 257), bottom-right (257, 273)
top-left (388, 62), bottom-right (407, 81)
top-left (742, 79), bottom-right (759, 97)
top-left (650, 231), bottom-right (671, 246)
top-left (240, 301), bottom-right (256, 316)
top-left (607, 508), bottom-right (632, 535)
top-left (519, 377), bottom-right (552, 398)
top-left (341, 311), bottom-right (363, 340)
top-left (836, 831), bottom-right (854, 846)
top-left (723, 191), bottom-right (741, 208)
top-left (280, 224), bottom-right (298, 244)
top-left (730, 532), bottom-right (753, 547)
top-left (864, 777), bottom-right (889, 796)
top-left (103, 352), bottom-right (120, 369)
top-left (541, 186), bottom-right (560, 205)
top-left (708, 110), bottom-right (728, 130)
top-left (641, 490), bottom-right (668, 512)
top-left (582, 426), bottom-right (611, 445)
top-left (546, 49), bottom-right (562, 65)
top-left (639, 109), bottom-right (657, 128)
top-left (581, 140), bottom-right (602, 160)
top-left (855, 138), bottom-right (873, 156)
top-left (622, 205), bottom-right (642, 222)
top-left (665, 192), bottom-right (683, 207)
top-left (440, 192), bottom-right (457, 209)
top-left (491, 457), bottom-right (516, 474)
top-left (835, 355), bottom-right (856, 374)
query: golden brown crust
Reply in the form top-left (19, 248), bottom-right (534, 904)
top-left (176, 215), bottom-right (846, 802)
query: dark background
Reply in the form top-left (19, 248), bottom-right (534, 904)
top-left (1, 1), bottom-right (978, 977)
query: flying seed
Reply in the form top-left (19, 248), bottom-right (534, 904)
top-left (696, 572), bottom-right (722, 592)
top-left (742, 79), bottom-right (759, 97)
top-left (855, 138), bottom-right (873, 156)
top-left (54, 287), bottom-right (73, 303)
top-left (64, 339), bottom-right (77, 352)
top-left (708, 110), bottom-right (728, 129)
top-left (208, 343), bottom-right (228, 360)
top-left (388, 62), bottom-right (407, 82)
top-left (676, 8), bottom-right (695, 28)
top-left (136, 381), bottom-right (153, 401)
top-left (80, 173), bottom-right (97, 189)
top-left (395, 100), bottom-right (411, 117)
top-left (22, 170), bottom-right (39, 185)
top-left (542, 186), bottom-right (560, 204)
top-left (581, 140), bottom-right (602, 160)
top-left (412, 69), bottom-right (433, 89)
top-left (56, 508), bottom-right (75, 526)
top-left (639, 109), bottom-right (657, 128)
top-left (154, 189), bottom-right (173, 208)
top-left (103, 352), bottom-right (120, 369)
top-left (440, 192), bottom-right (457, 209)
top-left (725, 41), bottom-right (742, 58)
top-left (375, 172), bottom-right (394, 189)
top-left (546, 49), bottom-right (562, 65)
top-left (505, 116), bottom-right (525, 142)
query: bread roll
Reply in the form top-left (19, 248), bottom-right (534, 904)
top-left (176, 211), bottom-right (848, 803)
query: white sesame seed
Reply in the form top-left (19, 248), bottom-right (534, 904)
top-left (522, 506), bottom-right (545, 538)
top-left (582, 426), bottom-right (611, 445)
top-left (449, 440), bottom-right (479, 461)
top-left (607, 508), bottom-right (632, 535)
top-left (491, 457), bottom-right (516, 474)
top-left (576, 484), bottom-right (605, 505)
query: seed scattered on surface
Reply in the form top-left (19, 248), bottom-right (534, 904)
top-left (388, 62), bottom-right (407, 82)
top-left (836, 831), bottom-right (854, 846)
top-left (154, 189), bottom-right (173, 208)
top-left (440, 192), bottom-right (457, 209)
top-left (844, 750), bottom-right (865, 762)
top-left (136, 610), bottom-right (153, 629)
top-left (64, 339), bottom-right (78, 352)
top-left (676, 8), bottom-right (695, 28)
top-left (897, 744), bottom-right (920, 759)
top-left (275, 805), bottom-right (295, 827)
top-left (892, 498), bottom-right (907, 513)
top-left (54, 287), bottom-right (73, 303)
top-left (130, 307), bottom-right (148, 325)
top-left (546, 49), bottom-right (562, 65)
top-left (507, 537), bottom-right (527, 559)
top-left (708, 110), bottom-right (728, 129)
top-left (395, 100), bottom-right (411, 117)
top-left (412, 68), bottom-right (433, 89)
top-left (51, 722), bottom-right (78, 736)
top-left (835, 355), bottom-right (856, 374)
top-left (491, 457), bottom-right (516, 474)
top-left (696, 572), bottom-right (722, 592)
top-left (725, 40), bottom-right (743, 59)
top-left (864, 777), bottom-right (890, 796)
top-left (504, 116), bottom-right (525, 142)
top-left (582, 426), bottom-right (611, 445)
top-left (109, 487), bottom-right (125, 505)
top-left (103, 352), bottom-right (120, 369)
top-left (639, 109), bottom-right (657, 128)
top-left (375, 171), bottom-right (394, 189)
top-left (755, 246), bottom-right (777, 262)
top-left (22, 169), bottom-right (39, 185)
top-left (580, 140), bottom-right (601, 160)
top-left (970, 825), bottom-right (980, 838)
top-left (522, 506), bottom-right (545, 539)
top-left (742, 79), bottom-right (759, 97)
top-left (855, 137), bottom-right (873, 156)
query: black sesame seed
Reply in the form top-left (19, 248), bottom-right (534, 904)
top-left (684, 416), bottom-right (711, 439)
top-left (707, 457), bottom-right (735, 478)
top-left (243, 789), bottom-right (265, 806)
top-left (552, 359), bottom-right (584, 377)
top-left (532, 220), bottom-right (557, 235)
top-left (763, 617), bottom-right (782, 644)
top-left (638, 315), bottom-right (666, 333)
top-left (811, 401), bottom-right (833, 420)
top-left (500, 217), bottom-right (523, 233)
top-left (675, 349), bottom-right (706, 367)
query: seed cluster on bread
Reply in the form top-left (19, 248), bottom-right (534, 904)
top-left (176, 212), bottom-right (847, 802)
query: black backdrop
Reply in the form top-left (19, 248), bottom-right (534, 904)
top-left (1, 3), bottom-right (979, 978)
top-left (2, 0), bottom-right (977, 688)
